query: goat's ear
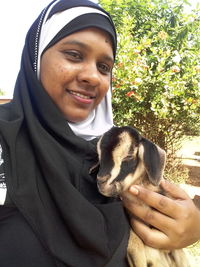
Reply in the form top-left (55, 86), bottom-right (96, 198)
top-left (89, 136), bottom-right (102, 174)
top-left (89, 161), bottom-right (100, 174)
top-left (139, 139), bottom-right (166, 185)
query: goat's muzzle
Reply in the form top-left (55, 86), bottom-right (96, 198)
top-left (97, 175), bottom-right (122, 197)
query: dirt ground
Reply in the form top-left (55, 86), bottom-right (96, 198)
top-left (176, 136), bottom-right (200, 187)
top-left (185, 163), bottom-right (200, 186)
top-left (176, 137), bottom-right (200, 265)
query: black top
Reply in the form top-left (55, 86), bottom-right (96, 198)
top-left (0, 206), bottom-right (56, 267)
top-left (0, 0), bottom-right (129, 266)
top-left (0, 206), bottom-right (129, 267)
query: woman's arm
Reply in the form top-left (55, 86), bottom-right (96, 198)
top-left (122, 179), bottom-right (200, 250)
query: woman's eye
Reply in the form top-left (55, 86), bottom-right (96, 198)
top-left (98, 63), bottom-right (111, 74)
top-left (64, 51), bottom-right (82, 61)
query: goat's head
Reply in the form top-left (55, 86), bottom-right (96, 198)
top-left (96, 126), bottom-right (166, 197)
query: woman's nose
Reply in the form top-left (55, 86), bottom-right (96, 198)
top-left (77, 63), bottom-right (100, 87)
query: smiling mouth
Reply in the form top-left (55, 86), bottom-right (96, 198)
top-left (68, 90), bottom-right (95, 100)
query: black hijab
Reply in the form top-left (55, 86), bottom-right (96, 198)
top-left (0, 1), bottom-right (129, 266)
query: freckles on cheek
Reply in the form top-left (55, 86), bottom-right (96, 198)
top-left (57, 64), bottom-right (65, 73)
top-left (56, 64), bottom-right (73, 79)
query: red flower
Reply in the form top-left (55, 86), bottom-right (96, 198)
top-left (126, 90), bottom-right (141, 100)
top-left (126, 91), bottom-right (135, 97)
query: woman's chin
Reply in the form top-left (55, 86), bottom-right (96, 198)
top-left (65, 112), bottom-right (91, 123)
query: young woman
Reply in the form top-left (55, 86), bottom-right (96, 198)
top-left (0, 0), bottom-right (199, 266)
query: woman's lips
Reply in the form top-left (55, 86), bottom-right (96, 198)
top-left (67, 89), bottom-right (95, 104)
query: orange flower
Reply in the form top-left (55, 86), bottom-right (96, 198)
top-left (117, 62), bottom-right (124, 68)
top-left (171, 66), bottom-right (180, 73)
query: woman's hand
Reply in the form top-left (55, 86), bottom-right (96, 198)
top-left (122, 179), bottom-right (200, 250)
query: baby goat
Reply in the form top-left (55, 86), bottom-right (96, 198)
top-left (96, 126), bottom-right (190, 267)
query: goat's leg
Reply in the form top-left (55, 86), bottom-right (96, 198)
top-left (127, 230), bottom-right (147, 267)
top-left (144, 246), bottom-right (174, 267)
top-left (144, 246), bottom-right (191, 267)
top-left (169, 249), bottom-right (191, 267)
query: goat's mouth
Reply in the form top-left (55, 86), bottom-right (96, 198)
top-left (97, 180), bottom-right (122, 198)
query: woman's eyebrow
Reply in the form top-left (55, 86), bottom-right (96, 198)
top-left (62, 40), bottom-right (114, 63)
top-left (103, 55), bottom-right (114, 66)
top-left (62, 40), bottom-right (88, 49)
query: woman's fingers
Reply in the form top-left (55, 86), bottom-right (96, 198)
top-left (160, 179), bottom-right (190, 200)
top-left (130, 217), bottom-right (171, 249)
top-left (122, 193), bottom-right (174, 232)
top-left (128, 183), bottom-right (182, 219)
top-left (122, 180), bottom-right (200, 249)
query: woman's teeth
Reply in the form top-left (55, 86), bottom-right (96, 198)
top-left (69, 90), bottom-right (93, 99)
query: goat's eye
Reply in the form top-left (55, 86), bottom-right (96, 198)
top-left (122, 155), bottom-right (133, 161)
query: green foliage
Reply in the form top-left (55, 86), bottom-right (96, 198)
top-left (0, 89), bottom-right (5, 96)
top-left (100, 0), bottom-right (200, 152)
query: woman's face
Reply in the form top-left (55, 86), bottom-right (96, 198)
top-left (40, 27), bottom-right (114, 123)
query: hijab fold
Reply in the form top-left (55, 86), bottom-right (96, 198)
top-left (0, 1), bottom-right (129, 266)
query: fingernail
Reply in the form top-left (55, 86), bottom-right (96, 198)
top-left (129, 186), bottom-right (139, 195)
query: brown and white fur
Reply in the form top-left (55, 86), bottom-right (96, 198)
top-left (95, 126), bottom-right (190, 267)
